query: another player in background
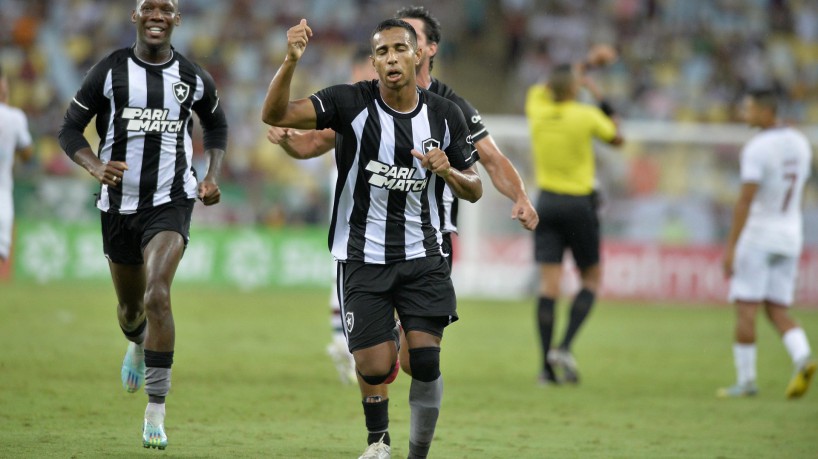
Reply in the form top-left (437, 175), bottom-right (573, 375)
top-left (268, 5), bottom-right (539, 385)
top-left (0, 64), bottom-right (34, 265)
top-left (58, 0), bottom-right (228, 449)
top-left (395, 6), bottom-right (538, 239)
top-left (718, 88), bottom-right (815, 399)
top-left (267, 47), bottom-right (377, 386)
top-left (525, 63), bottom-right (623, 385)
top-left (395, 3), bottom-right (539, 374)
top-left (262, 18), bottom-right (482, 459)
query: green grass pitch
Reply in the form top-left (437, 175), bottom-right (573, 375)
top-left (1, 281), bottom-right (815, 458)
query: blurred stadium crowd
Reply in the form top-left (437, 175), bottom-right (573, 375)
top-left (2, 0), bottom-right (817, 229)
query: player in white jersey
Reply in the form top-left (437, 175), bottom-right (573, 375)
top-left (0, 64), bottom-right (33, 264)
top-left (719, 88), bottom-right (815, 399)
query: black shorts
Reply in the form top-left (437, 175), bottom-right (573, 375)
top-left (338, 256), bottom-right (457, 352)
top-left (534, 190), bottom-right (600, 269)
top-left (101, 199), bottom-right (195, 265)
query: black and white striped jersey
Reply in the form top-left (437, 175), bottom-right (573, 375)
top-left (311, 80), bottom-right (478, 264)
top-left (59, 46), bottom-right (228, 214)
top-left (429, 78), bottom-right (489, 235)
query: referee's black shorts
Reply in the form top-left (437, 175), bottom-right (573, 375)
top-left (534, 189), bottom-right (600, 269)
top-left (101, 199), bottom-right (195, 265)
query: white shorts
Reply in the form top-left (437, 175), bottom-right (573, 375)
top-left (728, 242), bottom-right (799, 306)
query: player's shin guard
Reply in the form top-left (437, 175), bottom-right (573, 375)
top-left (408, 347), bottom-right (442, 459)
top-left (144, 350), bottom-right (173, 398)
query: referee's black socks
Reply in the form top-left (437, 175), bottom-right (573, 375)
top-left (560, 288), bottom-right (596, 350)
top-left (537, 297), bottom-right (556, 371)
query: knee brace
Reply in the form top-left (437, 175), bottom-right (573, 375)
top-left (409, 347), bottom-right (441, 382)
top-left (358, 360), bottom-right (397, 386)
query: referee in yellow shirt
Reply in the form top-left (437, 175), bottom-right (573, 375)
top-left (525, 63), bottom-right (623, 385)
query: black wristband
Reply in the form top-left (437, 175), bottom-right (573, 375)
top-left (598, 100), bottom-right (615, 117)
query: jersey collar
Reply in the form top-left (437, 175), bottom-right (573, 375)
top-left (375, 86), bottom-right (424, 119)
top-left (129, 45), bottom-right (177, 69)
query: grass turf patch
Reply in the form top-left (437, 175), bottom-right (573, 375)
top-left (1, 281), bottom-right (815, 458)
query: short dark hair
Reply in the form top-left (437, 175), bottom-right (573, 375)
top-left (747, 88), bottom-right (778, 114)
top-left (395, 6), bottom-right (442, 72)
top-left (549, 64), bottom-right (575, 101)
top-left (371, 19), bottom-right (418, 51)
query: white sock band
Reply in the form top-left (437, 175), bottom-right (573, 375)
top-left (782, 327), bottom-right (811, 367)
top-left (733, 343), bottom-right (756, 385)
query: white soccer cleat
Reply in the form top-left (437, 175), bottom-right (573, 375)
top-left (548, 348), bottom-right (579, 384)
top-left (358, 434), bottom-right (391, 459)
top-left (121, 342), bottom-right (146, 393)
top-left (326, 338), bottom-right (357, 385)
top-left (142, 417), bottom-right (168, 450)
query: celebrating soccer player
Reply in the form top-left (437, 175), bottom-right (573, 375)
top-left (58, 0), bottom-right (228, 449)
top-left (267, 6), bottom-right (539, 391)
top-left (262, 18), bottom-right (482, 459)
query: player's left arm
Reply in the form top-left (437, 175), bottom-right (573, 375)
top-left (723, 182), bottom-right (758, 278)
top-left (474, 135), bottom-right (538, 230)
top-left (192, 68), bottom-right (228, 206)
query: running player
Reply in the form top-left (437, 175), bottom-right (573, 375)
top-left (58, 0), bottom-right (228, 449)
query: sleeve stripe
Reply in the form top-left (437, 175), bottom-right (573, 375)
top-left (471, 127), bottom-right (487, 138)
top-left (312, 94), bottom-right (325, 113)
top-left (72, 98), bottom-right (90, 111)
top-left (211, 97), bottom-right (220, 114)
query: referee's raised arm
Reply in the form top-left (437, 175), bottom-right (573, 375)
top-left (261, 19), bottom-right (318, 129)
